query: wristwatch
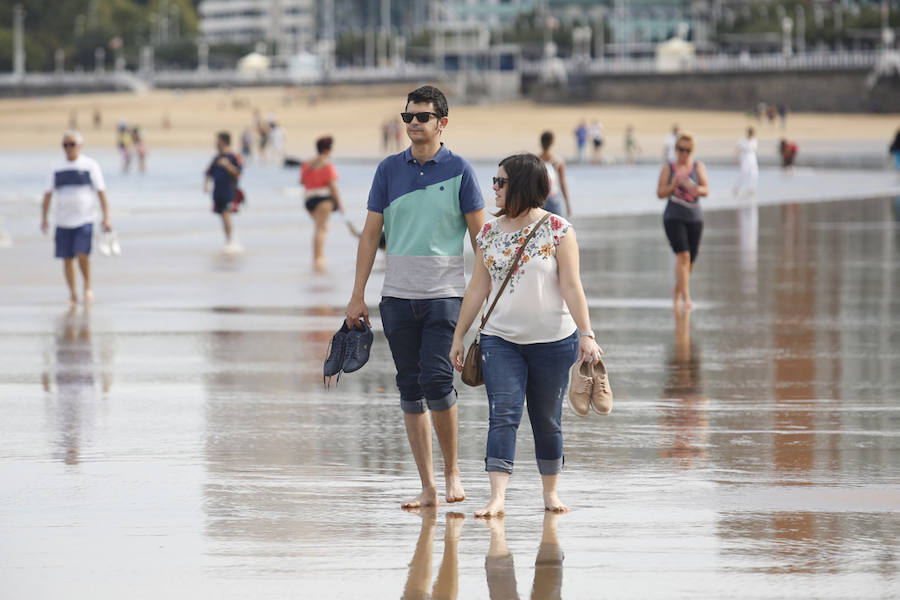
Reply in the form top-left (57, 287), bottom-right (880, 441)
top-left (579, 330), bottom-right (595, 339)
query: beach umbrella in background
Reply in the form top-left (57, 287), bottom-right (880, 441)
top-left (237, 52), bottom-right (270, 73)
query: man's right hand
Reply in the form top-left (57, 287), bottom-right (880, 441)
top-left (40, 220), bottom-right (48, 234)
top-left (345, 296), bottom-right (370, 329)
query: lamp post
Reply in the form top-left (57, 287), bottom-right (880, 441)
top-left (781, 16), bottom-right (793, 58)
top-left (13, 4), bottom-right (25, 79)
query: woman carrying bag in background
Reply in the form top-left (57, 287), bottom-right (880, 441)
top-left (450, 153), bottom-right (607, 518)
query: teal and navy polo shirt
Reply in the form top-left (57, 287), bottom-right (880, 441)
top-left (367, 144), bottom-right (484, 299)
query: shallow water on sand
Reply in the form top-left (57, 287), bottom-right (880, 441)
top-left (1, 152), bottom-right (899, 598)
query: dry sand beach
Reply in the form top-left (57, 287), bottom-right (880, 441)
top-left (1, 85), bottom-right (897, 162)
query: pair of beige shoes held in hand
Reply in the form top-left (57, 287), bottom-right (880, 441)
top-left (568, 358), bottom-right (613, 416)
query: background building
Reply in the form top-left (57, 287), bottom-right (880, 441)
top-left (198, 0), bottom-right (316, 57)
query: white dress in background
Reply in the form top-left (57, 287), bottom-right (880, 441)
top-left (734, 136), bottom-right (759, 198)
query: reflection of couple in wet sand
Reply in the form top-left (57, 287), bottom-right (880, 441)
top-left (403, 509), bottom-right (564, 600)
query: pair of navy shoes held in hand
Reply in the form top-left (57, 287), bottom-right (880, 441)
top-left (324, 319), bottom-right (373, 388)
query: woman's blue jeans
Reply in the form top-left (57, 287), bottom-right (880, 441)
top-left (480, 331), bottom-right (578, 475)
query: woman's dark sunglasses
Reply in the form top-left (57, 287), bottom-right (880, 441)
top-left (62, 142), bottom-right (77, 148)
top-left (400, 111), bottom-right (440, 124)
top-left (676, 146), bottom-right (692, 153)
top-left (492, 177), bottom-right (508, 188)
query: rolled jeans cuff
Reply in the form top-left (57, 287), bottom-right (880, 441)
top-left (485, 457), bottom-right (514, 474)
top-left (400, 397), bottom-right (428, 414)
top-left (400, 389), bottom-right (457, 414)
top-left (426, 388), bottom-right (457, 412)
top-left (537, 456), bottom-right (563, 475)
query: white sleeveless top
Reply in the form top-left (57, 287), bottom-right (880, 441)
top-left (544, 160), bottom-right (561, 196)
top-left (475, 214), bottom-right (577, 344)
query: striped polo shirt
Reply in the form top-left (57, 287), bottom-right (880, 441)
top-left (46, 154), bottom-right (106, 228)
top-left (367, 144), bottom-right (484, 299)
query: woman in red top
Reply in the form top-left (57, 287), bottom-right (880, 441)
top-left (300, 136), bottom-right (344, 271)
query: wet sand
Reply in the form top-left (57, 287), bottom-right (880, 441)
top-left (1, 151), bottom-right (900, 598)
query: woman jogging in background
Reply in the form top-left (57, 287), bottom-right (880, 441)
top-left (657, 131), bottom-right (709, 311)
top-left (301, 136), bottom-right (344, 272)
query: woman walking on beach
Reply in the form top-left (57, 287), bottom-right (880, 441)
top-left (657, 131), bottom-right (709, 310)
top-left (538, 131), bottom-right (572, 217)
top-left (733, 126), bottom-right (758, 200)
top-left (301, 136), bottom-right (344, 272)
top-left (450, 153), bottom-right (603, 517)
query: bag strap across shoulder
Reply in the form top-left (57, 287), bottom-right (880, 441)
top-left (478, 212), bottom-right (552, 331)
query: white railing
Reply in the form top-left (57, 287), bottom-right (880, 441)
top-left (521, 50), bottom-right (882, 76)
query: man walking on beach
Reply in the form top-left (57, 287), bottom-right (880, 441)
top-left (41, 130), bottom-right (112, 305)
top-left (204, 131), bottom-right (243, 253)
top-left (345, 85), bottom-right (485, 508)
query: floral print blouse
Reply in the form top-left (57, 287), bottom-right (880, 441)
top-left (475, 213), bottom-right (576, 344)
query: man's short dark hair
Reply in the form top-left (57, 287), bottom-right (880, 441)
top-left (496, 153), bottom-right (550, 219)
top-left (217, 131), bottom-right (231, 146)
top-left (316, 136), bottom-right (333, 154)
top-left (406, 85), bottom-right (448, 118)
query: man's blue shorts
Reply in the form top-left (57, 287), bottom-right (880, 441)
top-left (55, 223), bottom-right (93, 258)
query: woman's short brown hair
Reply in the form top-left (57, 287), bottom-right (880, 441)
top-left (496, 153), bottom-right (549, 218)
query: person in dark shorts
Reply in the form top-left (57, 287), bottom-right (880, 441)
top-left (300, 135), bottom-right (344, 272)
top-left (656, 131), bottom-right (709, 311)
top-left (40, 130), bottom-right (112, 305)
top-left (203, 131), bottom-right (243, 253)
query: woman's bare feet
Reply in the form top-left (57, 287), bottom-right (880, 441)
top-left (445, 471), bottom-right (466, 504)
top-left (475, 496), bottom-right (505, 518)
top-left (83, 289), bottom-right (94, 304)
top-left (543, 491), bottom-right (569, 513)
top-left (402, 486), bottom-right (439, 509)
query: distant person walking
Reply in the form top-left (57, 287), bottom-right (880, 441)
top-left (779, 138), bottom-right (798, 171)
top-left (656, 132), bottom-right (709, 311)
top-left (624, 124), bottom-right (641, 165)
top-left (733, 127), bottom-right (758, 199)
top-left (240, 127), bottom-right (254, 159)
top-left (203, 132), bottom-right (243, 254)
top-left (538, 131), bottom-right (572, 217)
top-left (131, 126), bottom-right (146, 173)
top-left (449, 153), bottom-right (603, 517)
top-left (269, 121), bottom-right (286, 163)
top-left (589, 119), bottom-right (604, 164)
top-left (573, 121), bottom-right (588, 163)
top-left (344, 85), bottom-right (484, 509)
top-left (116, 120), bottom-right (132, 173)
top-left (662, 124), bottom-right (679, 164)
top-left (889, 128), bottom-right (900, 173)
top-left (301, 136), bottom-right (344, 272)
top-left (40, 131), bottom-right (112, 305)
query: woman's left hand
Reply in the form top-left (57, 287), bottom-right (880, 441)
top-left (579, 336), bottom-right (603, 364)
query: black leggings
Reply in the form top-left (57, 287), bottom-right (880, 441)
top-left (664, 220), bottom-right (703, 263)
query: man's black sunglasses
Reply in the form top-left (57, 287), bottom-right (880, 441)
top-left (400, 111), bottom-right (440, 124)
top-left (62, 142), bottom-right (77, 148)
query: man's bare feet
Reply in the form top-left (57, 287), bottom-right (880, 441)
top-left (445, 471), bottom-right (465, 504)
top-left (543, 492), bottom-right (569, 513)
top-left (68, 294), bottom-right (78, 306)
top-left (475, 497), bottom-right (505, 519)
top-left (401, 486), bottom-right (439, 509)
